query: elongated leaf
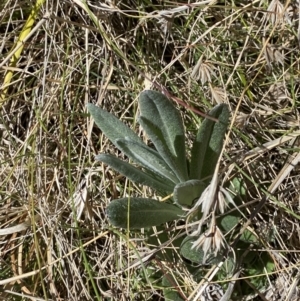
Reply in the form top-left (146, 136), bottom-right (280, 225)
top-left (116, 138), bottom-right (179, 184)
top-left (190, 104), bottom-right (229, 182)
top-left (96, 153), bottom-right (175, 192)
top-left (87, 103), bottom-right (141, 147)
top-left (107, 198), bottom-right (184, 229)
top-left (139, 90), bottom-right (188, 182)
top-left (173, 180), bottom-right (205, 207)
top-left (139, 116), bottom-right (187, 183)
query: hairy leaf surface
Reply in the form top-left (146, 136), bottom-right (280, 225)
top-left (139, 90), bottom-right (188, 182)
top-left (96, 154), bottom-right (175, 192)
top-left (107, 198), bottom-right (184, 229)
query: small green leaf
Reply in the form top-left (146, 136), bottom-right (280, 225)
top-left (243, 252), bottom-right (274, 291)
top-left (180, 236), bottom-right (221, 264)
top-left (96, 153), bottom-right (175, 192)
top-left (229, 177), bottom-right (247, 198)
top-left (218, 213), bottom-right (259, 244)
top-left (162, 275), bottom-right (185, 301)
top-left (174, 180), bottom-right (205, 207)
top-left (219, 256), bottom-right (236, 278)
top-left (139, 90), bottom-right (189, 182)
top-left (87, 103), bottom-right (141, 147)
top-left (240, 229), bottom-right (259, 244)
top-left (218, 211), bottom-right (240, 233)
top-left (107, 198), bottom-right (184, 229)
top-left (190, 104), bottom-right (230, 183)
top-left (115, 138), bottom-right (179, 184)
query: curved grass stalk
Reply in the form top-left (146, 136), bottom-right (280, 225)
top-left (0, 0), bottom-right (46, 105)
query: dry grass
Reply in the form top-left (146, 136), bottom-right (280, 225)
top-left (0, 0), bottom-right (300, 300)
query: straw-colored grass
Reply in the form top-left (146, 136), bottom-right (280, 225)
top-left (1, 0), bottom-right (300, 300)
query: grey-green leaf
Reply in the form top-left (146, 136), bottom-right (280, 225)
top-left (96, 153), bottom-right (175, 192)
top-left (115, 138), bottom-right (179, 184)
top-left (218, 211), bottom-right (241, 233)
top-left (173, 180), bottom-right (205, 207)
top-left (180, 236), bottom-right (221, 264)
top-left (139, 90), bottom-right (188, 182)
top-left (87, 103), bottom-right (141, 147)
top-left (190, 104), bottom-right (230, 182)
top-left (218, 213), bottom-right (259, 244)
top-left (107, 198), bottom-right (184, 229)
top-left (138, 116), bottom-right (186, 183)
top-left (240, 229), bottom-right (259, 244)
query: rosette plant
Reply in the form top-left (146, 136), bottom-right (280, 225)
top-left (87, 90), bottom-right (229, 230)
top-left (87, 89), bottom-right (234, 265)
top-left (87, 91), bottom-right (275, 300)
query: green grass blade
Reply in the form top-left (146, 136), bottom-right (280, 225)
top-left (107, 198), bottom-right (184, 229)
top-left (190, 104), bottom-right (230, 182)
top-left (96, 154), bottom-right (175, 192)
top-left (139, 90), bottom-right (188, 182)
